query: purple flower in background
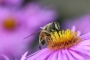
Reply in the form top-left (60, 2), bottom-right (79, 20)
top-left (0, 0), bottom-right (23, 7)
top-left (26, 26), bottom-right (90, 60)
top-left (20, 3), bottom-right (57, 30)
top-left (63, 14), bottom-right (90, 34)
top-left (0, 54), bottom-right (10, 60)
top-left (0, 3), bottom-right (57, 59)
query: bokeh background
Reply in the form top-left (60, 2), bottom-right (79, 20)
top-left (0, 0), bottom-right (90, 60)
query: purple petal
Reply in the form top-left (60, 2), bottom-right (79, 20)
top-left (21, 51), bottom-right (28, 60)
top-left (57, 50), bottom-right (63, 60)
top-left (80, 32), bottom-right (90, 40)
top-left (61, 50), bottom-right (69, 60)
top-left (47, 51), bottom-right (58, 60)
top-left (70, 46), bottom-right (90, 59)
top-left (69, 50), bottom-right (85, 60)
top-left (64, 50), bottom-right (75, 60)
top-left (27, 48), bottom-right (54, 60)
top-left (38, 50), bottom-right (54, 60)
top-left (78, 39), bottom-right (90, 46)
top-left (71, 25), bottom-right (76, 32)
top-left (75, 41), bottom-right (90, 52)
top-left (77, 31), bottom-right (81, 37)
top-left (70, 46), bottom-right (88, 53)
top-left (27, 49), bottom-right (42, 58)
top-left (27, 48), bottom-right (48, 57)
top-left (80, 46), bottom-right (90, 52)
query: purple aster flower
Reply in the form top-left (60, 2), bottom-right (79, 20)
top-left (63, 14), bottom-right (90, 34)
top-left (0, 3), bottom-right (57, 59)
top-left (26, 26), bottom-right (90, 60)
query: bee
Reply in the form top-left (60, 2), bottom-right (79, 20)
top-left (39, 22), bottom-right (60, 50)
top-left (24, 22), bottom-right (60, 50)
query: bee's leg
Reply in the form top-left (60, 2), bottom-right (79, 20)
top-left (57, 31), bottom-right (60, 37)
top-left (39, 44), bottom-right (41, 50)
top-left (39, 40), bottom-right (46, 50)
top-left (39, 38), bottom-right (42, 50)
top-left (41, 40), bottom-right (46, 45)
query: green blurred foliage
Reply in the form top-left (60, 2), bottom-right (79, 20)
top-left (37, 0), bottom-right (90, 18)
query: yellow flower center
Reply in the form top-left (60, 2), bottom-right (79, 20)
top-left (3, 18), bottom-right (17, 30)
top-left (47, 29), bottom-right (81, 50)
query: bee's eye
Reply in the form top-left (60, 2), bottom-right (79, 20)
top-left (54, 22), bottom-right (60, 30)
top-left (45, 27), bottom-right (47, 30)
top-left (50, 22), bottom-right (60, 30)
top-left (50, 22), bottom-right (55, 29)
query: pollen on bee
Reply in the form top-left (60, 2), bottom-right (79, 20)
top-left (47, 29), bottom-right (81, 50)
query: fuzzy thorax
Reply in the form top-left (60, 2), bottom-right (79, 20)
top-left (47, 29), bottom-right (81, 50)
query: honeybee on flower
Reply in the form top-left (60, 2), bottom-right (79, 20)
top-left (23, 24), bottom-right (90, 60)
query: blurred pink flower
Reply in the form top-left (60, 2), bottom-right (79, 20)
top-left (20, 3), bottom-right (57, 30)
top-left (0, 3), bottom-right (57, 59)
top-left (0, 0), bottom-right (23, 7)
top-left (63, 14), bottom-right (90, 34)
top-left (26, 26), bottom-right (90, 60)
top-left (0, 54), bottom-right (10, 60)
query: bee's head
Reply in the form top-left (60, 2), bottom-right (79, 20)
top-left (41, 22), bottom-right (60, 32)
top-left (50, 22), bottom-right (60, 32)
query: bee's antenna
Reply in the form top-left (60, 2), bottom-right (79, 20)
top-left (24, 31), bottom-right (41, 39)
